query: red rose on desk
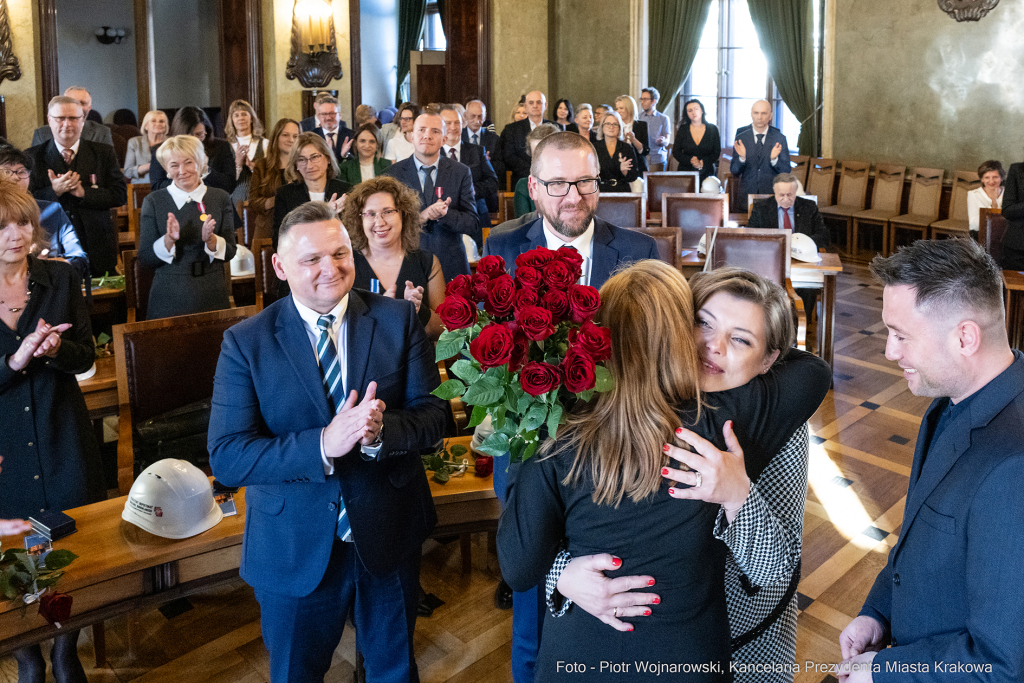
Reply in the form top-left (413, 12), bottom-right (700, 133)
top-left (569, 321), bottom-right (612, 362)
top-left (39, 591), bottom-right (73, 628)
top-left (470, 323), bottom-right (514, 368)
top-left (515, 246), bottom-right (555, 269)
top-left (519, 361), bottom-right (561, 396)
top-left (514, 265), bottom-right (543, 290)
top-left (476, 255), bottom-right (507, 279)
top-left (437, 295), bottom-right (476, 330)
top-left (567, 284), bottom-right (601, 324)
top-left (541, 289), bottom-right (570, 322)
top-left (543, 259), bottom-right (576, 291)
top-left (474, 455), bottom-right (493, 477)
top-left (562, 348), bottom-right (597, 393)
top-left (515, 305), bottom-right (556, 341)
top-left (484, 275), bottom-right (516, 317)
top-left (445, 274), bottom-right (473, 300)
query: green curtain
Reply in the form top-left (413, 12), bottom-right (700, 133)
top-left (648, 0), bottom-right (713, 115)
top-left (396, 0), bottom-right (427, 104)
top-left (747, 0), bottom-right (816, 155)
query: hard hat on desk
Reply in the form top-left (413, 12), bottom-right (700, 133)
top-left (122, 460), bottom-right (223, 539)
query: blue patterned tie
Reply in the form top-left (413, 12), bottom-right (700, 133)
top-left (316, 314), bottom-right (351, 542)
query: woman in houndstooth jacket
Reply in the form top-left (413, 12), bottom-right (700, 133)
top-left (543, 268), bottom-right (830, 682)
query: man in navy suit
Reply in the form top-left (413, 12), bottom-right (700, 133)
top-left (837, 238), bottom-right (1024, 682)
top-left (463, 99), bottom-right (503, 197)
top-left (209, 201), bottom-right (446, 683)
top-left (311, 96), bottom-right (355, 163)
top-left (500, 90), bottom-right (554, 189)
top-left (440, 105), bottom-right (497, 227)
top-left (483, 131), bottom-right (658, 683)
top-left (729, 100), bottom-right (790, 212)
top-left (383, 112), bottom-right (478, 282)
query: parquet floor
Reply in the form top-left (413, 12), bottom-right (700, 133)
top-left (0, 263), bottom-right (922, 683)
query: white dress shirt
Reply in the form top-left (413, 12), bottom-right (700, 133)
top-left (152, 182), bottom-right (227, 264)
top-left (542, 219), bottom-right (595, 286)
top-left (967, 186), bottom-right (1003, 231)
top-left (442, 142), bottom-right (463, 163)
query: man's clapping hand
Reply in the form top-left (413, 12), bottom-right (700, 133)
top-left (322, 381), bottom-right (386, 457)
top-left (421, 197), bottom-right (451, 222)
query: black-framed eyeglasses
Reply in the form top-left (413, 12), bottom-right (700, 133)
top-left (534, 178), bottom-right (600, 197)
top-left (296, 153), bottom-right (325, 166)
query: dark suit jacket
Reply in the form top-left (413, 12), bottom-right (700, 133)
top-left (499, 118), bottom-right (554, 188)
top-left (748, 196), bottom-right (829, 248)
top-left (312, 126), bottom-right (356, 162)
top-left (27, 139), bottom-right (127, 277)
top-left (729, 125), bottom-right (790, 210)
top-left (272, 178), bottom-right (353, 249)
top-left (860, 352), bottom-right (1024, 682)
top-left (208, 290), bottom-right (447, 595)
top-left (450, 142), bottom-right (499, 215)
top-left (337, 156), bottom-right (392, 186)
top-left (1002, 162), bottom-right (1024, 255)
top-left (482, 215), bottom-right (659, 290)
top-left (32, 120), bottom-right (114, 148)
top-left (149, 138), bottom-right (237, 194)
top-left (383, 155), bottom-right (479, 282)
top-left (462, 128), bottom-right (503, 192)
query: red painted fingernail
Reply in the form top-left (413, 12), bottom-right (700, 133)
top-left (727, 420), bottom-right (733, 429)
top-left (668, 488), bottom-right (676, 495)
top-left (652, 597), bottom-right (660, 604)
top-left (661, 467), bottom-right (669, 475)
top-left (611, 557), bottom-right (621, 567)
top-left (662, 444), bottom-right (670, 452)
top-left (647, 579), bottom-right (655, 586)
top-left (644, 609), bottom-right (651, 616)
top-left (675, 428), bottom-right (683, 435)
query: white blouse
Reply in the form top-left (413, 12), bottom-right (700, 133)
top-left (967, 186), bottom-right (1003, 231)
top-left (360, 162), bottom-right (376, 182)
top-left (384, 134), bottom-right (415, 162)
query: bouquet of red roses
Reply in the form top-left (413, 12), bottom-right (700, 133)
top-left (432, 246), bottom-right (614, 463)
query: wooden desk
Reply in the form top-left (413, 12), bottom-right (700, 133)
top-left (78, 355), bottom-right (118, 419)
top-left (1003, 270), bottom-right (1024, 351)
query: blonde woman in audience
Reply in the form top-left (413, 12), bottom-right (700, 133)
top-left (248, 118), bottom-right (300, 242)
top-left (225, 99), bottom-right (269, 202)
top-left (614, 95), bottom-right (649, 168)
top-left (338, 123), bottom-right (392, 185)
top-left (967, 159), bottom-right (1005, 232)
top-left (566, 103), bottom-right (596, 142)
top-left (125, 110), bottom-right (168, 184)
top-left (595, 110), bottom-right (641, 193)
top-left (511, 102), bottom-right (528, 123)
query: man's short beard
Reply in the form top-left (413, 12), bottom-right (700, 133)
top-left (541, 200), bottom-right (595, 239)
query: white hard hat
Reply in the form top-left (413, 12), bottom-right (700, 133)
top-left (791, 233), bottom-right (822, 263)
top-left (700, 176), bottom-right (722, 194)
top-left (698, 233), bottom-right (707, 254)
top-left (230, 244), bottom-right (255, 276)
top-left (123, 460), bottom-right (223, 539)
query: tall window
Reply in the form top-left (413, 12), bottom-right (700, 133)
top-left (680, 0), bottom-right (804, 149)
top-left (419, 1), bottom-right (446, 50)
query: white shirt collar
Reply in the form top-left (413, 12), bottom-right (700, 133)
top-left (55, 138), bottom-right (81, 156)
top-left (166, 182), bottom-right (209, 210)
top-left (528, 117), bottom-right (541, 131)
top-left (235, 135), bottom-right (251, 147)
top-left (752, 125), bottom-right (769, 137)
top-left (443, 141), bottom-right (462, 157)
top-left (413, 154), bottom-right (440, 173)
top-left (293, 293), bottom-right (350, 342)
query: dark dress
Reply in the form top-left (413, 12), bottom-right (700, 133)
top-left (137, 186), bottom-right (238, 320)
top-left (0, 258), bottom-right (105, 518)
top-left (1002, 162), bottom-right (1024, 269)
top-left (353, 249), bottom-right (436, 329)
top-left (272, 178), bottom-right (353, 250)
top-left (673, 123), bottom-right (722, 182)
top-left (595, 138), bottom-right (641, 193)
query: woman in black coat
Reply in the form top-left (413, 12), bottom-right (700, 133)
top-left (272, 132), bottom-right (352, 249)
top-left (673, 98), bottom-right (721, 183)
top-left (595, 111), bottom-right (641, 193)
top-left (149, 106), bottom-right (237, 194)
top-left (615, 95), bottom-right (649, 173)
top-left (1002, 162), bottom-right (1024, 269)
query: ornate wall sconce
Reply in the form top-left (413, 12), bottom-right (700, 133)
top-left (94, 26), bottom-right (128, 45)
top-left (286, 0), bottom-right (342, 88)
top-left (937, 0), bottom-right (999, 21)
top-left (0, 0), bottom-right (21, 83)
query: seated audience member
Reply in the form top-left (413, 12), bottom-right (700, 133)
top-left (502, 91), bottom-right (556, 189)
top-left (355, 104), bottom-right (378, 128)
top-left (0, 149), bottom-right (89, 280)
top-left (615, 95), bottom-right (649, 173)
top-left (510, 102), bottom-right (527, 123)
top-left (31, 86), bottom-right (114, 147)
top-left (463, 99), bottom-right (503, 200)
top-left (341, 175), bottom-right (444, 339)
top-left (339, 123), bottom-right (392, 185)
top-left (552, 99), bottom-right (574, 131)
top-left (514, 123), bottom-right (561, 218)
top-left (273, 132), bottom-right (350, 249)
top-left (312, 96), bottom-right (355, 162)
top-left (384, 102), bottom-right (419, 162)
top-left (673, 98), bottom-right (721, 182)
top-left (968, 159), bottom-right (1005, 232)
top-left (27, 95), bottom-right (126, 277)
top-left (249, 118), bottom-right (300, 243)
top-left (566, 103), bottom-right (596, 143)
top-left (595, 110), bottom-right (641, 193)
top-left (299, 91), bottom-right (335, 132)
top-left (225, 99), bottom-right (270, 202)
top-left (638, 87), bottom-right (672, 172)
top-left (1005, 158), bottom-right (1024, 269)
top-left (125, 110), bottom-right (169, 184)
top-left (440, 104), bottom-right (498, 227)
top-left (730, 100), bottom-right (790, 212)
top-left (137, 135), bottom-right (237, 320)
top-left (150, 106), bottom-right (236, 194)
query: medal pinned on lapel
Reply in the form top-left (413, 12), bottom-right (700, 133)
top-left (436, 187), bottom-right (443, 200)
top-left (198, 201), bottom-right (209, 222)
top-left (90, 173), bottom-right (98, 189)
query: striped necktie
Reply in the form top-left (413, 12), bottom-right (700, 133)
top-left (316, 314), bottom-right (351, 542)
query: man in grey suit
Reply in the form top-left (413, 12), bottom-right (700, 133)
top-left (31, 87), bottom-right (113, 148)
top-left (729, 99), bottom-right (789, 212)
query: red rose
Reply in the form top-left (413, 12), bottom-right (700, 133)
top-left (469, 323), bottom-right (514, 369)
top-left (567, 284), bottom-right (601, 323)
top-left (515, 246), bottom-right (556, 269)
top-left (541, 289), bottom-right (570, 321)
top-left (519, 361), bottom-right (561, 396)
top-left (562, 348), bottom-right (597, 393)
top-left (470, 273), bottom-right (490, 303)
top-left (514, 287), bottom-right (540, 310)
top-left (555, 247), bottom-right (584, 281)
top-left (477, 254), bottom-right (507, 279)
top-left (569, 320), bottom-right (612, 361)
top-left (445, 274), bottom-right (473, 300)
top-left (38, 591), bottom-right (73, 627)
top-left (485, 274), bottom-right (517, 317)
top-left (436, 295), bottom-right (477, 330)
top-left (514, 265), bottom-right (544, 290)
top-left (515, 305), bottom-right (557, 341)
top-left (543, 259), bottom-right (576, 290)
top-left (474, 455), bottom-right (494, 477)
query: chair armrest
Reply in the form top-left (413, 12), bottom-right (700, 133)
top-left (785, 279), bottom-right (808, 351)
top-left (117, 404), bottom-right (136, 495)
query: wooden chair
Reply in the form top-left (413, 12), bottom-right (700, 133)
top-left (122, 249), bottom-right (154, 323)
top-left (747, 194), bottom-right (772, 218)
top-left (505, 171), bottom-right (513, 193)
top-left (497, 192), bottom-right (515, 225)
top-left (126, 183), bottom-right (151, 243)
top-left (704, 226), bottom-right (806, 349)
top-left (113, 306), bottom-right (258, 494)
top-left (252, 238), bottom-right (281, 311)
top-left (818, 160), bottom-right (871, 254)
top-left (805, 158), bottom-right (837, 208)
top-left (978, 208), bottom-right (1007, 267)
top-left (662, 192), bottom-right (728, 249)
top-left (930, 170), bottom-right (981, 240)
top-left (886, 167), bottom-right (945, 254)
top-left (789, 155), bottom-right (810, 187)
top-left (595, 193), bottom-right (645, 228)
top-left (236, 200), bottom-right (254, 247)
top-left (625, 226), bottom-right (683, 269)
top-left (851, 164), bottom-right (906, 260)
top-left (644, 172), bottom-right (699, 216)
